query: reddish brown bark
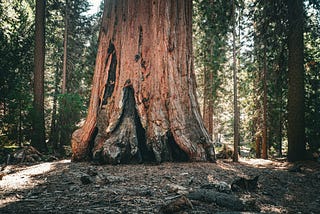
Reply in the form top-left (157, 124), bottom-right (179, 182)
top-left (203, 66), bottom-right (214, 139)
top-left (262, 47), bottom-right (268, 159)
top-left (71, 0), bottom-right (215, 163)
top-left (62, 0), bottom-right (68, 94)
top-left (32, 0), bottom-right (47, 152)
top-left (232, 0), bottom-right (239, 162)
top-left (255, 133), bottom-right (261, 158)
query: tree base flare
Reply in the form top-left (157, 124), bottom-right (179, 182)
top-left (72, 86), bottom-right (215, 164)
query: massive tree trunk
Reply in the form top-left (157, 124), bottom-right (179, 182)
top-left (71, 0), bottom-right (215, 163)
top-left (287, 0), bottom-right (306, 162)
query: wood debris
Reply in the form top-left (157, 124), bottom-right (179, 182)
top-left (159, 196), bottom-right (193, 214)
top-left (11, 146), bottom-right (43, 163)
top-left (231, 176), bottom-right (259, 192)
top-left (188, 189), bottom-right (245, 211)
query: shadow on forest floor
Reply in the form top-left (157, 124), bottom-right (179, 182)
top-left (1, 158), bottom-right (320, 213)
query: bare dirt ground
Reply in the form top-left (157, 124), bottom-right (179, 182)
top-left (1, 158), bottom-right (320, 213)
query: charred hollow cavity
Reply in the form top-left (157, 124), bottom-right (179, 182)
top-left (92, 86), bottom-right (188, 164)
top-left (102, 41), bottom-right (117, 105)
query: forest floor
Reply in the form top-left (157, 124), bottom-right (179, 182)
top-left (1, 157), bottom-right (320, 214)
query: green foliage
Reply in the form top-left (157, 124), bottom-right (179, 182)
top-left (60, 0), bottom-right (94, 95)
top-left (0, 0), bottom-right (34, 146)
top-left (55, 93), bottom-right (84, 155)
top-left (193, 0), bottom-right (233, 141)
top-left (305, 3), bottom-right (320, 153)
top-left (194, 0), bottom-right (319, 159)
top-left (45, 0), bottom-right (101, 156)
top-left (0, 0), bottom-right (101, 155)
top-left (237, 0), bottom-right (289, 156)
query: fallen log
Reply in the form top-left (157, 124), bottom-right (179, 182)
top-left (215, 212), bottom-right (260, 214)
top-left (188, 189), bottom-right (244, 211)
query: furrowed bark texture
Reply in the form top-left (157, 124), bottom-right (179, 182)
top-left (32, 0), bottom-right (47, 152)
top-left (203, 65), bottom-right (214, 139)
top-left (287, 0), bottom-right (305, 162)
top-left (71, 0), bottom-right (215, 163)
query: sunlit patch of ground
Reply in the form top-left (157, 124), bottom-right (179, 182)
top-left (0, 160), bottom-right (70, 208)
top-left (240, 158), bottom-right (276, 167)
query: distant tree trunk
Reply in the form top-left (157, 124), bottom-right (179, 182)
top-left (32, 0), bottom-right (47, 152)
top-left (49, 90), bottom-right (58, 150)
top-left (48, 67), bottom-right (60, 153)
top-left (253, 72), bottom-right (262, 159)
top-left (253, 66), bottom-right (262, 158)
top-left (255, 134), bottom-right (261, 158)
top-left (71, 0), bottom-right (215, 163)
top-left (278, 106), bottom-right (283, 157)
top-left (203, 65), bottom-right (214, 139)
top-left (276, 50), bottom-right (285, 157)
top-left (19, 97), bottom-right (22, 147)
top-left (57, 0), bottom-right (69, 156)
top-left (232, 0), bottom-right (239, 162)
top-left (262, 47), bottom-right (268, 159)
top-left (62, 0), bottom-right (68, 94)
top-left (287, 0), bottom-right (306, 162)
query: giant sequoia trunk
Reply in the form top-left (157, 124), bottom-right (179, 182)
top-left (71, 0), bottom-right (215, 163)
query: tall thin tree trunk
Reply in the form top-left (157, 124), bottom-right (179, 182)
top-left (254, 68), bottom-right (262, 158)
top-left (287, 0), bottom-right (306, 162)
top-left (278, 101), bottom-right (283, 157)
top-left (276, 75), bottom-right (283, 158)
top-left (203, 65), bottom-right (213, 139)
top-left (32, 0), bottom-right (47, 152)
top-left (232, 0), bottom-right (239, 162)
top-left (48, 66), bottom-right (60, 153)
top-left (62, 0), bottom-right (68, 94)
top-left (57, 0), bottom-right (69, 156)
top-left (262, 47), bottom-right (268, 159)
top-left (19, 97), bottom-right (22, 147)
top-left (277, 50), bottom-right (285, 157)
top-left (237, 6), bottom-right (241, 155)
